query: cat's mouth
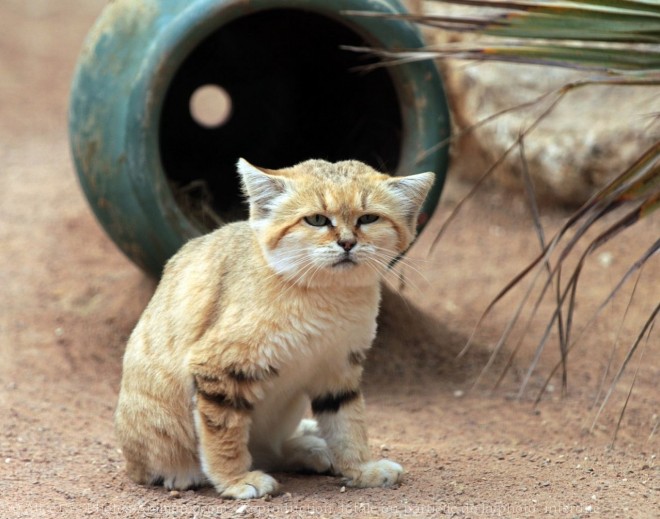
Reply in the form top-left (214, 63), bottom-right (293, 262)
top-left (332, 257), bottom-right (357, 268)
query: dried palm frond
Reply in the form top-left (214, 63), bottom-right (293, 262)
top-left (346, 0), bottom-right (660, 75)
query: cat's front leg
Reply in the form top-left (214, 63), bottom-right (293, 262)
top-left (312, 389), bottom-right (403, 488)
top-left (192, 371), bottom-right (279, 499)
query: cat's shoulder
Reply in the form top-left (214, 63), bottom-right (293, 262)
top-left (165, 221), bottom-right (255, 273)
top-left (186, 220), bottom-right (252, 252)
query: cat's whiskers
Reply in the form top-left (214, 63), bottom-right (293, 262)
top-left (362, 258), bottom-right (387, 280)
top-left (395, 255), bottom-right (441, 267)
top-left (269, 258), bottom-right (321, 305)
top-left (361, 254), bottom-right (397, 284)
top-left (369, 246), bottom-right (433, 288)
top-left (370, 245), bottom-right (439, 268)
top-left (304, 261), bottom-right (327, 290)
top-left (367, 252), bottom-right (426, 297)
top-left (361, 257), bottom-right (423, 306)
top-left (392, 259), bottom-right (432, 288)
top-left (253, 249), bottom-right (312, 284)
top-left (263, 246), bottom-right (430, 297)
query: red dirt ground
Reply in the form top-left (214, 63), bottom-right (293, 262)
top-left (1, 2), bottom-right (658, 518)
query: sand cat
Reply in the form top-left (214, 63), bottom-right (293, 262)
top-left (114, 158), bottom-right (434, 499)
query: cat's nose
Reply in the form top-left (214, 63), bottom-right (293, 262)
top-left (337, 239), bottom-right (356, 252)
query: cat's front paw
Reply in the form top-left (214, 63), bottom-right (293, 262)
top-left (220, 471), bottom-right (279, 499)
top-left (345, 459), bottom-right (403, 488)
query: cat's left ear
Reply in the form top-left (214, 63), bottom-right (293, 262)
top-left (387, 172), bottom-right (435, 224)
top-left (237, 158), bottom-right (289, 218)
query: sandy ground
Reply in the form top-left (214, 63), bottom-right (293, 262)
top-left (1, 2), bottom-right (658, 518)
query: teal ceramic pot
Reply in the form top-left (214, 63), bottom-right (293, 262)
top-left (69, 0), bottom-right (451, 277)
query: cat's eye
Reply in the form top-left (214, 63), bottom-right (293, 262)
top-left (304, 214), bottom-right (331, 227)
top-left (357, 214), bottom-right (379, 226)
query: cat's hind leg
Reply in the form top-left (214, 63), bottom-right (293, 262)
top-left (280, 419), bottom-right (333, 474)
top-left (115, 384), bottom-right (204, 491)
top-left (121, 441), bottom-right (206, 490)
top-left (161, 467), bottom-right (208, 490)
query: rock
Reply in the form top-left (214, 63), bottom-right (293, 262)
top-left (421, 3), bottom-right (658, 205)
top-left (445, 63), bottom-right (656, 205)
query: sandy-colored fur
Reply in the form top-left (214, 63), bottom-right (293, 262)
top-left (115, 159), bottom-right (434, 498)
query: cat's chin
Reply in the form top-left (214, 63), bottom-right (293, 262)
top-left (331, 258), bottom-right (357, 268)
top-left (323, 265), bottom-right (381, 288)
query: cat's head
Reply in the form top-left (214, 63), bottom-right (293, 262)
top-left (238, 158), bottom-right (434, 288)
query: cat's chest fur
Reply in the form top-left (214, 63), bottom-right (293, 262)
top-left (242, 284), bottom-right (381, 461)
top-left (271, 287), bottom-right (379, 384)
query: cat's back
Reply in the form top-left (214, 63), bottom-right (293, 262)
top-left (125, 221), bottom-right (258, 356)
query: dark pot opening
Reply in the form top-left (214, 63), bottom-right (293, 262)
top-left (159, 8), bottom-right (403, 231)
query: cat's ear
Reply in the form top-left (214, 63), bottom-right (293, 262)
top-left (237, 158), bottom-right (288, 218)
top-left (387, 172), bottom-right (435, 225)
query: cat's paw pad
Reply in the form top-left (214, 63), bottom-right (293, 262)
top-left (345, 459), bottom-right (403, 488)
top-left (220, 471), bottom-right (279, 500)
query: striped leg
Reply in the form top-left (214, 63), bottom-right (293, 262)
top-left (312, 389), bottom-right (403, 488)
top-left (192, 370), bottom-right (279, 499)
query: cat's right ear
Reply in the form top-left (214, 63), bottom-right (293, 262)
top-left (237, 158), bottom-right (288, 219)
